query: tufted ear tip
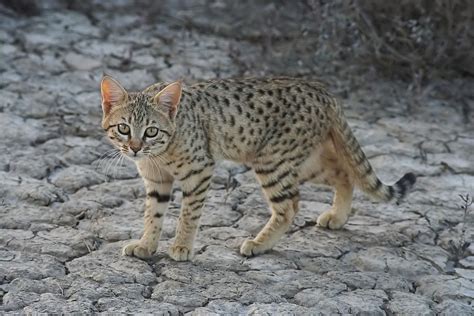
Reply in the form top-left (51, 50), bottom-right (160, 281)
top-left (153, 81), bottom-right (183, 119)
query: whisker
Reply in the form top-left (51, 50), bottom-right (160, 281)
top-left (97, 150), bottom-right (121, 175)
top-left (95, 149), bottom-right (119, 167)
top-left (113, 154), bottom-right (125, 179)
top-left (105, 154), bottom-right (121, 177)
top-left (97, 148), bottom-right (119, 160)
top-left (148, 157), bottom-right (164, 184)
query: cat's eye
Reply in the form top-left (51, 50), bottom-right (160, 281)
top-left (117, 123), bottom-right (130, 135)
top-left (145, 127), bottom-right (159, 138)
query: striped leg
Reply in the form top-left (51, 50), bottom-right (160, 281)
top-left (240, 165), bottom-right (300, 257)
top-left (169, 167), bottom-right (213, 261)
top-left (122, 171), bottom-right (173, 259)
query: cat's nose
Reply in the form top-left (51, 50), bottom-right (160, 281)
top-left (129, 140), bottom-right (142, 154)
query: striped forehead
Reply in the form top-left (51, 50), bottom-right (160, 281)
top-left (127, 93), bottom-right (153, 124)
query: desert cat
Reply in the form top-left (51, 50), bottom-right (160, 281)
top-left (100, 75), bottom-right (416, 261)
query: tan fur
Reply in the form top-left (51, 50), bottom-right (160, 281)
top-left (100, 76), bottom-right (415, 261)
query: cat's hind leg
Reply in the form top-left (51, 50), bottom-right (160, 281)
top-left (240, 163), bottom-right (300, 257)
top-left (316, 181), bottom-right (353, 229)
top-left (300, 141), bottom-right (354, 229)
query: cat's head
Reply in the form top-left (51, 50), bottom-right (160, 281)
top-left (100, 75), bottom-right (182, 161)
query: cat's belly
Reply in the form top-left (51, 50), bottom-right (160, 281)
top-left (210, 142), bottom-right (258, 164)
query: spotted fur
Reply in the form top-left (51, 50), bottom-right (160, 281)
top-left (100, 76), bottom-right (416, 261)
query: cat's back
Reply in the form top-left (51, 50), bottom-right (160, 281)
top-left (184, 77), bottom-right (337, 161)
top-left (188, 77), bottom-right (336, 120)
top-left (191, 77), bottom-right (332, 101)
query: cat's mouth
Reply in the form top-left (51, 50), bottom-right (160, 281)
top-left (119, 145), bottom-right (167, 162)
top-left (121, 150), bottom-right (147, 161)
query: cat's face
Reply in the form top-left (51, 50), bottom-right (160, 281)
top-left (100, 76), bottom-right (182, 161)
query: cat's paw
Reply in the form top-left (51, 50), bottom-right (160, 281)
top-left (240, 239), bottom-right (265, 257)
top-left (122, 240), bottom-right (154, 259)
top-left (169, 244), bottom-right (193, 261)
top-left (317, 210), bottom-right (348, 230)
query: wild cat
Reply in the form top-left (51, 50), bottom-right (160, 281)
top-left (100, 75), bottom-right (416, 261)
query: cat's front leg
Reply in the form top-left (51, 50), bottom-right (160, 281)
top-left (122, 168), bottom-right (173, 259)
top-left (169, 165), bottom-right (214, 261)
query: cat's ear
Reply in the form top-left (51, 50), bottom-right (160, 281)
top-left (101, 76), bottom-right (127, 116)
top-left (153, 81), bottom-right (182, 119)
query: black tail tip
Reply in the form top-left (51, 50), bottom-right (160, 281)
top-left (393, 172), bottom-right (416, 202)
top-left (400, 172), bottom-right (416, 187)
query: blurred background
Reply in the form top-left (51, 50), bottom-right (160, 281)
top-left (2, 0), bottom-right (473, 89)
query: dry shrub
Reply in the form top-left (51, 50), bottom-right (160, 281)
top-left (0, 0), bottom-right (39, 16)
top-left (345, 0), bottom-right (474, 81)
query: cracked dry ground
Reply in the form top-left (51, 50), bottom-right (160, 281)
top-left (1, 6), bottom-right (474, 316)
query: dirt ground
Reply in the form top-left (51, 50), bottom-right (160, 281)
top-left (0, 1), bottom-right (473, 314)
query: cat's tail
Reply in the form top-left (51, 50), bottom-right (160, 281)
top-left (329, 103), bottom-right (416, 203)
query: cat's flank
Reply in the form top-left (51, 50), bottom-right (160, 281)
top-left (100, 76), bottom-right (416, 261)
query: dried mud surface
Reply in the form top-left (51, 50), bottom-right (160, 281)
top-left (0, 1), bottom-right (473, 314)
